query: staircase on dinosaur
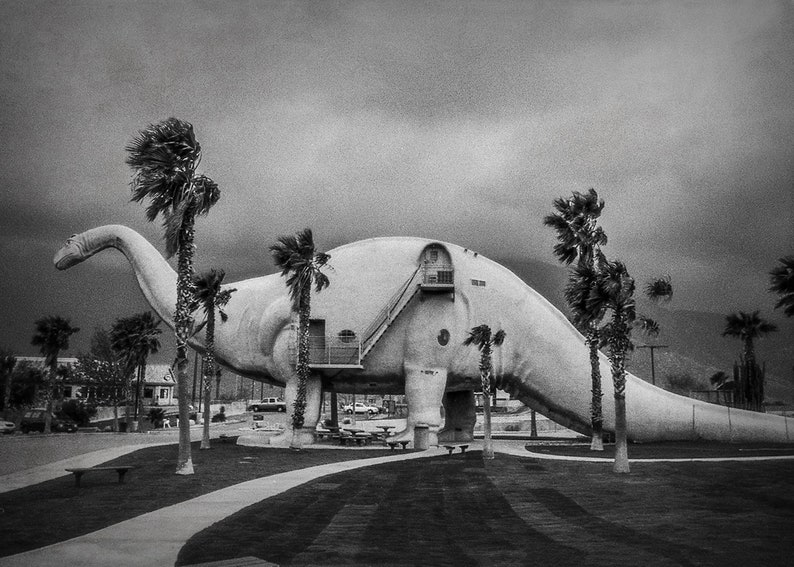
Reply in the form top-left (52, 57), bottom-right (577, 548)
top-left (360, 265), bottom-right (424, 359)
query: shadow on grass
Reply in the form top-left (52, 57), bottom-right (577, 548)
top-left (0, 440), bottom-right (394, 557)
top-left (177, 451), bottom-right (794, 567)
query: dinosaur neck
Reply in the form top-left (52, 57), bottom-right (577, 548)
top-left (75, 225), bottom-right (178, 329)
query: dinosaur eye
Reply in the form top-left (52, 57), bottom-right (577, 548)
top-left (437, 329), bottom-right (450, 346)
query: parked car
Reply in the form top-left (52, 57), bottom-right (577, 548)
top-left (343, 402), bottom-right (380, 415)
top-left (19, 410), bottom-right (78, 434)
top-left (247, 397), bottom-right (287, 412)
top-left (1, 420), bottom-right (15, 434)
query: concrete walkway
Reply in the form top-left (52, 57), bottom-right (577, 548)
top-left (0, 447), bottom-right (444, 567)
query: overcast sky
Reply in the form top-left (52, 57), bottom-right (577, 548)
top-left (1, 0), bottom-right (792, 356)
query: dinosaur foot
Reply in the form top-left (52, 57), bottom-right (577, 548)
top-left (387, 424), bottom-right (439, 447)
top-left (438, 427), bottom-right (474, 443)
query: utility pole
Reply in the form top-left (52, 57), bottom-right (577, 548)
top-left (637, 344), bottom-right (668, 386)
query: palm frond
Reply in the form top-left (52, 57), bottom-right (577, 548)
top-left (645, 275), bottom-right (673, 302)
top-left (636, 316), bottom-right (660, 337)
top-left (463, 324), bottom-right (491, 349)
top-left (192, 175), bottom-right (221, 216)
top-left (769, 256), bottom-right (794, 317)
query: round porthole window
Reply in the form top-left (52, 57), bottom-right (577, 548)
top-left (437, 329), bottom-right (450, 346)
top-left (338, 329), bottom-right (357, 343)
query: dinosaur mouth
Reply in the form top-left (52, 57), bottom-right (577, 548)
top-left (53, 241), bottom-right (81, 270)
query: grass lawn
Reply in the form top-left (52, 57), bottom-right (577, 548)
top-left (177, 449), bottom-right (794, 567)
top-left (0, 439), bottom-right (394, 557)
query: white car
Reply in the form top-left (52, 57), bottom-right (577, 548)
top-left (343, 402), bottom-right (380, 415)
top-left (1, 420), bottom-right (16, 434)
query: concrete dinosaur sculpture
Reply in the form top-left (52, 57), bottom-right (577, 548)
top-left (54, 225), bottom-right (792, 446)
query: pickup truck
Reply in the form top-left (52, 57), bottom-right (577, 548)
top-left (248, 397), bottom-right (287, 412)
top-left (343, 402), bottom-right (380, 415)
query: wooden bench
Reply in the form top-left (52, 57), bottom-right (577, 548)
top-left (182, 556), bottom-right (277, 566)
top-left (443, 444), bottom-right (469, 455)
top-left (387, 440), bottom-right (410, 450)
top-left (65, 466), bottom-right (135, 487)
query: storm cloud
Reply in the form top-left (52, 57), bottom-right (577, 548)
top-left (1, 0), bottom-right (792, 356)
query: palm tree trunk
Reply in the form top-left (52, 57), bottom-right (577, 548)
top-left (174, 214), bottom-right (196, 475)
top-left (587, 329), bottom-right (604, 451)
top-left (201, 362), bottom-right (212, 449)
top-left (44, 365), bottom-right (55, 434)
top-left (3, 371), bottom-right (13, 411)
top-left (201, 312), bottom-right (215, 450)
top-left (482, 384), bottom-right (494, 459)
top-left (613, 388), bottom-right (629, 473)
top-left (481, 344), bottom-right (494, 460)
top-left (290, 291), bottom-right (311, 449)
top-left (611, 349), bottom-right (630, 473)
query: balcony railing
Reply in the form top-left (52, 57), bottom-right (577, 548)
top-left (288, 334), bottom-right (362, 367)
top-left (421, 264), bottom-right (454, 287)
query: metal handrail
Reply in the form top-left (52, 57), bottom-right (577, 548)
top-left (288, 334), bottom-right (362, 366)
top-left (361, 265), bottom-right (423, 345)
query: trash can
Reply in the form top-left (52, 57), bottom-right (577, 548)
top-left (414, 422), bottom-right (429, 450)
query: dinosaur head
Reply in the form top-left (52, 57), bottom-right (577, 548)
top-left (54, 233), bottom-right (86, 270)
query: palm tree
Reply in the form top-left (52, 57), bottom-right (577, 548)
top-left (190, 269), bottom-right (236, 449)
top-left (587, 260), bottom-right (635, 473)
top-left (31, 316), bottom-right (79, 433)
top-left (126, 117), bottom-right (220, 474)
top-left (270, 228), bottom-right (330, 449)
top-left (722, 311), bottom-right (777, 371)
top-left (544, 188), bottom-right (608, 451)
top-left (111, 312), bottom-right (162, 431)
top-left (463, 324), bottom-right (506, 460)
top-left (769, 256), bottom-right (794, 317)
top-left (723, 311), bottom-right (777, 410)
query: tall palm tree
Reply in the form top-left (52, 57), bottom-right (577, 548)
top-left (544, 188), bottom-right (608, 451)
top-left (126, 117), bottom-right (220, 474)
top-left (31, 316), bottom-right (79, 433)
top-left (463, 325), bottom-right (506, 460)
top-left (587, 260), bottom-right (636, 473)
top-left (190, 269), bottom-right (236, 449)
top-left (270, 228), bottom-right (330, 449)
top-left (111, 312), bottom-right (161, 431)
top-left (769, 256), bottom-right (794, 317)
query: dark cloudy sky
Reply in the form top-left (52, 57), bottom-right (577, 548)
top-left (1, 0), bottom-right (792, 357)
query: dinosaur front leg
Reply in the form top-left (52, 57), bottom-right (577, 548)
top-left (268, 371), bottom-right (322, 446)
top-left (439, 390), bottom-right (476, 442)
top-left (390, 365), bottom-right (446, 446)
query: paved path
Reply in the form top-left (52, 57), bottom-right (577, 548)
top-left (0, 448), bottom-right (442, 567)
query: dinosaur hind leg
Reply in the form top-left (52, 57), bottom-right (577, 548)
top-left (439, 390), bottom-right (475, 442)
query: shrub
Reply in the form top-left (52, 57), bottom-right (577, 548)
top-left (57, 400), bottom-right (97, 426)
top-left (148, 407), bottom-right (166, 428)
top-left (663, 372), bottom-right (700, 396)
